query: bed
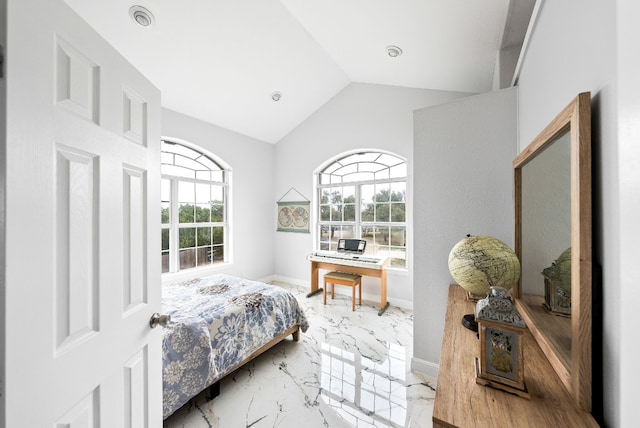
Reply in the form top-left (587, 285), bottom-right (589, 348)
top-left (161, 273), bottom-right (309, 419)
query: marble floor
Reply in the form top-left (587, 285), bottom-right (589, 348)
top-left (163, 281), bottom-right (437, 428)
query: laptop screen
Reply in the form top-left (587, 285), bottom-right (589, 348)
top-left (337, 239), bottom-right (366, 253)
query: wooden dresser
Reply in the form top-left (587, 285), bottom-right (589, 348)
top-left (432, 285), bottom-right (598, 428)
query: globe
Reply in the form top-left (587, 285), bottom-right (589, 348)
top-left (448, 235), bottom-right (521, 297)
top-left (554, 247), bottom-right (572, 294)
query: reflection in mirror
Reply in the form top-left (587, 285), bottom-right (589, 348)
top-left (520, 129), bottom-right (572, 363)
top-left (513, 92), bottom-right (592, 412)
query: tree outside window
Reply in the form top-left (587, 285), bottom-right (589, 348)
top-left (161, 140), bottom-right (229, 273)
top-left (317, 152), bottom-right (407, 268)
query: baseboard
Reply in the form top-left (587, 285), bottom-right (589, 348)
top-left (411, 356), bottom-right (439, 378)
top-left (267, 275), bottom-right (413, 310)
top-left (263, 274), bottom-right (308, 288)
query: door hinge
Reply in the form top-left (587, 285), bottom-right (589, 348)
top-left (0, 45), bottom-right (3, 78)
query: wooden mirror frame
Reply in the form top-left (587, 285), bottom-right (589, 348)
top-left (513, 92), bottom-right (592, 411)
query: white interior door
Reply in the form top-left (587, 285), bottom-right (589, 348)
top-left (5, 0), bottom-right (162, 426)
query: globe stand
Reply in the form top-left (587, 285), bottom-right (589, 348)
top-left (461, 313), bottom-right (478, 332)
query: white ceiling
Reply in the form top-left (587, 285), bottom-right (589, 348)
top-left (65, 0), bottom-right (533, 143)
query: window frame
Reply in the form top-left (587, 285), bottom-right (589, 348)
top-left (161, 139), bottom-right (231, 274)
top-left (315, 151), bottom-right (407, 269)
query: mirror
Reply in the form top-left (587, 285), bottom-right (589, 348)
top-left (513, 92), bottom-right (592, 411)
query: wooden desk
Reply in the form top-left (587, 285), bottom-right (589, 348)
top-left (432, 285), bottom-right (598, 428)
top-left (308, 255), bottom-right (390, 315)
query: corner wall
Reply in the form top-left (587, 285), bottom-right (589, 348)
top-left (161, 108), bottom-right (276, 281)
top-left (412, 88), bottom-right (518, 375)
top-left (273, 82), bottom-right (471, 306)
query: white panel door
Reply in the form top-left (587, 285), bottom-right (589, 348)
top-left (5, 0), bottom-right (162, 426)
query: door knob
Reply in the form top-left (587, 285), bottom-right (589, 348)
top-left (149, 313), bottom-right (171, 328)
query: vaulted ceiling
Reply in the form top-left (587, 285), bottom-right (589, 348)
top-left (65, 0), bottom-right (534, 143)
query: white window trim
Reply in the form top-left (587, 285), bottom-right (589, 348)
top-left (313, 150), bottom-right (408, 271)
top-left (161, 138), bottom-right (232, 278)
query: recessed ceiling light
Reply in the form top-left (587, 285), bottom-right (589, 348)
top-left (129, 6), bottom-right (155, 28)
top-left (386, 45), bottom-right (403, 58)
top-left (271, 92), bottom-right (282, 102)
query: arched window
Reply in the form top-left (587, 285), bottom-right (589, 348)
top-left (161, 139), bottom-right (230, 273)
top-left (317, 151), bottom-right (407, 268)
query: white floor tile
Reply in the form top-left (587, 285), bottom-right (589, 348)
top-left (163, 282), bottom-right (436, 428)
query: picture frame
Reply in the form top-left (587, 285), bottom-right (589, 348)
top-left (277, 201), bottom-right (310, 233)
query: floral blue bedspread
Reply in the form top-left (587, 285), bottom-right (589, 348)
top-left (161, 274), bottom-right (309, 418)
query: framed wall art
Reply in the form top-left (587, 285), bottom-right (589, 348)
top-left (277, 188), bottom-right (310, 233)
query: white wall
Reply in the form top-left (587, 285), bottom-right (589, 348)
top-left (412, 88), bottom-right (518, 376)
top-left (515, 0), bottom-right (636, 425)
top-left (273, 83), bottom-right (471, 306)
top-left (0, 0), bottom-right (6, 423)
top-left (161, 108), bottom-right (276, 282)
top-left (617, 2), bottom-right (640, 427)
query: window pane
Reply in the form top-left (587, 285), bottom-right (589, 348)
top-left (161, 178), bottom-right (171, 201)
top-left (343, 186), bottom-right (355, 202)
top-left (210, 244), bottom-right (224, 263)
top-left (161, 228), bottom-right (170, 273)
top-left (161, 250), bottom-right (169, 273)
top-left (196, 246), bottom-right (211, 267)
top-left (390, 182), bottom-right (406, 201)
top-left (211, 185), bottom-right (224, 203)
top-left (212, 226), bottom-right (224, 245)
top-left (179, 227), bottom-right (196, 248)
top-left (195, 170), bottom-right (211, 181)
top-left (377, 153), bottom-right (403, 166)
top-left (391, 202), bottom-right (405, 222)
top-left (211, 204), bottom-right (224, 222)
top-left (320, 205), bottom-right (330, 221)
top-left (178, 203), bottom-right (194, 223)
top-left (319, 173), bottom-right (332, 184)
top-left (163, 164), bottom-right (193, 179)
top-left (376, 203), bottom-right (390, 222)
top-left (161, 229), bottom-right (170, 251)
top-left (179, 248), bottom-right (196, 270)
top-left (344, 204), bottom-right (356, 221)
top-left (376, 183), bottom-right (391, 202)
top-left (319, 188), bottom-right (330, 204)
top-left (195, 183), bottom-right (210, 203)
top-left (358, 162), bottom-right (383, 173)
top-left (331, 225), bottom-right (355, 241)
top-left (178, 181), bottom-right (195, 203)
top-left (169, 143), bottom-right (200, 160)
top-left (160, 152), bottom-right (174, 165)
top-left (389, 247), bottom-right (406, 268)
top-left (390, 163), bottom-right (407, 178)
top-left (343, 171), bottom-right (374, 183)
top-left (161, 202), bottom-right (170, 224)
top-left (195, 204), bottom-right (211, 223)
top-left (373, 226), bottom-right (390, 246)
top-left (211, 170), bottom-right (224, 182)
top-left (390, 226), bottom-right (406, 246)
top-left (197, 227), bottom-right (212, 246)
top-left (335, 163), bottom-right (358, 176)
top-left (174, 155), bottom-right (203, 171)
top-left (375, 168), bottom-right (389, 180)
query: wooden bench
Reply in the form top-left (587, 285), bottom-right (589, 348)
top-left (323, 271), bottom-right (362, 311)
